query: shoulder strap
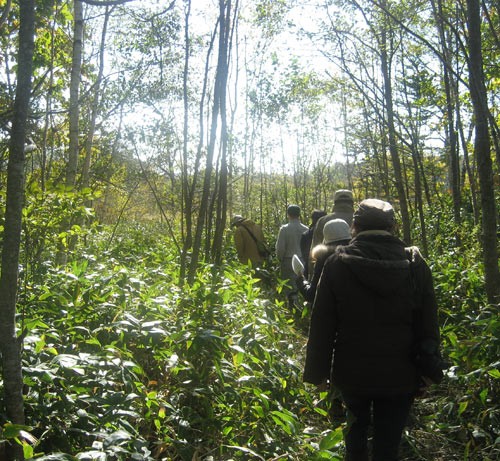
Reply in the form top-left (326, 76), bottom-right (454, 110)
top-left (240, 223), bottom-right (260, 244)
top-left (240, 223), bottom-right (270, 255)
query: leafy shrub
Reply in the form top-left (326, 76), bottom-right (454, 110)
top-left (13, 226), bottom-right (343, 460)
top-left (409, 232), bottom-right (500, 461)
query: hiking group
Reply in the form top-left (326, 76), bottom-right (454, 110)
top-left (231, 191), bottom-right (445, 461)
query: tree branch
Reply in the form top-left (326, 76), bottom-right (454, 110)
top-left (81, 0), bottom-right (138, 6)
top-left (81, 0), bottom-right (175, 8)
top-left (0, 0), bottom-right (12, 30)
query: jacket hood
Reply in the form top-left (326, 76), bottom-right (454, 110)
top-left (336, 233), bottom-right (417, 296)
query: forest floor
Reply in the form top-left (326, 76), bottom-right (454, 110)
top-left (321, 401), bottom-right (466, 461)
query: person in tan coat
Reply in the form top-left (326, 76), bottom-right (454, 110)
top-left (311, 189), bottom-right (354, 250)
top-left (231, 215), bottom-right (267, 266)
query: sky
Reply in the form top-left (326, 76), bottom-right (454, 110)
top-left (99, 0), bottom-right (346, 170)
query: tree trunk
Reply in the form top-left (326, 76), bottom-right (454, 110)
top-left (212, 0), bottom-right (233, 266)
top-left (432, 0), bottom-right (462, 241)
top-left (0, 1), bottom-right (36, 460)
top-left (67, 0), bottom-right (83, 188)
top-left (82, 6), bottom-right (112, 189)
top-left (40, 5), bottom-right (58, 192)
top-left (180, 0), bottom-right (192, 283)
top-left (379, 4), bottom-right (411, 243)
top-left (188, 2), bottom-right (229, 282)
top-left (56, 0), bottom-right (84, 266)
top-left (466, 0), bottom-right (500, 303)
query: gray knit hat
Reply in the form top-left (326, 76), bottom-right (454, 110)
top-left (353, 199), bottom-right (395, 229)
top-left (323, 219), bottom-right (351, 244)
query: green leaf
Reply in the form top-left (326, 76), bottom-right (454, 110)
top-left (479, 388), bottom-right (488, 405)
top-left (458, 401), bottom-right (468, 416)
top-left (319, 427), bottom-right (344, 450)
top-left (23, 444), bottom-right (34, 459)
top-left (225, 445), bottom-right (265, 460)
top-left (270, 410), bottom-right (298, 435)
top-left (103, 429), bottom-right (132, 448)
top-left (312, 451), bottom-right (341, 460)
top-left (487, 369), bottom-right (500, 379)
top-left (2, 424), bottom-right (33, 439)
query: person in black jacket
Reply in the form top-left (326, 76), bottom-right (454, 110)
top-left (303, 199), bottom-right (442, 461)
top-left (300, 209), bottom-right (326, 279)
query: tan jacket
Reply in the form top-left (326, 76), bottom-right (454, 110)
top-left (310, 202), bottom-right (354, 266)
top-left (234, 219), bottom-right (266, 265)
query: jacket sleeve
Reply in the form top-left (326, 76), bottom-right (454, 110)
top-left (303, 259), bottom-right (338, 385)
top-left (413, 258), bottom-right (440, 344)
top-left (255, 224), bottom-right (265, 243)
top-left (412, 257), bottom-right (446, 383)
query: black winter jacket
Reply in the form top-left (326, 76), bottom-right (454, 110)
top-left (303, 232), bottom-right (440, 396)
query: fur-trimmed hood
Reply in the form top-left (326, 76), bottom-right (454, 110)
top-left (335, 234), bottom-right (425, 297)
top-left (311, 241), bottom-right (349, 264)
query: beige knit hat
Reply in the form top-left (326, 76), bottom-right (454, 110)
top-left (323, 219), bottom-right (351, 244)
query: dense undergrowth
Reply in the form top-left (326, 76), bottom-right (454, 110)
top-left (1, 219), bottom-right (499, 460)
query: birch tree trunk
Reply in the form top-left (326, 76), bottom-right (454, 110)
top-left (180, 0), bottom-right (192, 282)
top-left (56, 0), bottom-right (84, 266)
top-left (0, 1), bottom-right (36, 459)
top-left (67, 0), bottom-right (83, 188)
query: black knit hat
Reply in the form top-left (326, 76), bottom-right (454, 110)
top-left (353, 199), bottom-right (395, 229)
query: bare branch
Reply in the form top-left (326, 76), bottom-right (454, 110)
top-left (0, 0), bottom-right (12, 30)
top-left (81, 0), bottom-right (139, 6)
top-left (81, 0), bottom-right (175, 8)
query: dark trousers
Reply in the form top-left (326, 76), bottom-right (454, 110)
top-left (341, 392), bottom-right (414, 461)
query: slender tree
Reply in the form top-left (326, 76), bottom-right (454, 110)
top-left (466, 0), bottom-right (500, 303)
top-left (212, 0), bottom-right (236, 265)
top-left (66, 0), bottom-right (83, 188)
top-left (0, 1), bottom-right (36, 459)
top-left (82, 6), bottom-right (113, 189)
top-left (431, 0), bottom-right (462, 239)
top-left (378, 0), bottom-right (411, 243)
top-left (188, 1), bottom-right (233, 282)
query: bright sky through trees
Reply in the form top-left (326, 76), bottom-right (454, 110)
top-left (105, 0), bottom-right (346, 170)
